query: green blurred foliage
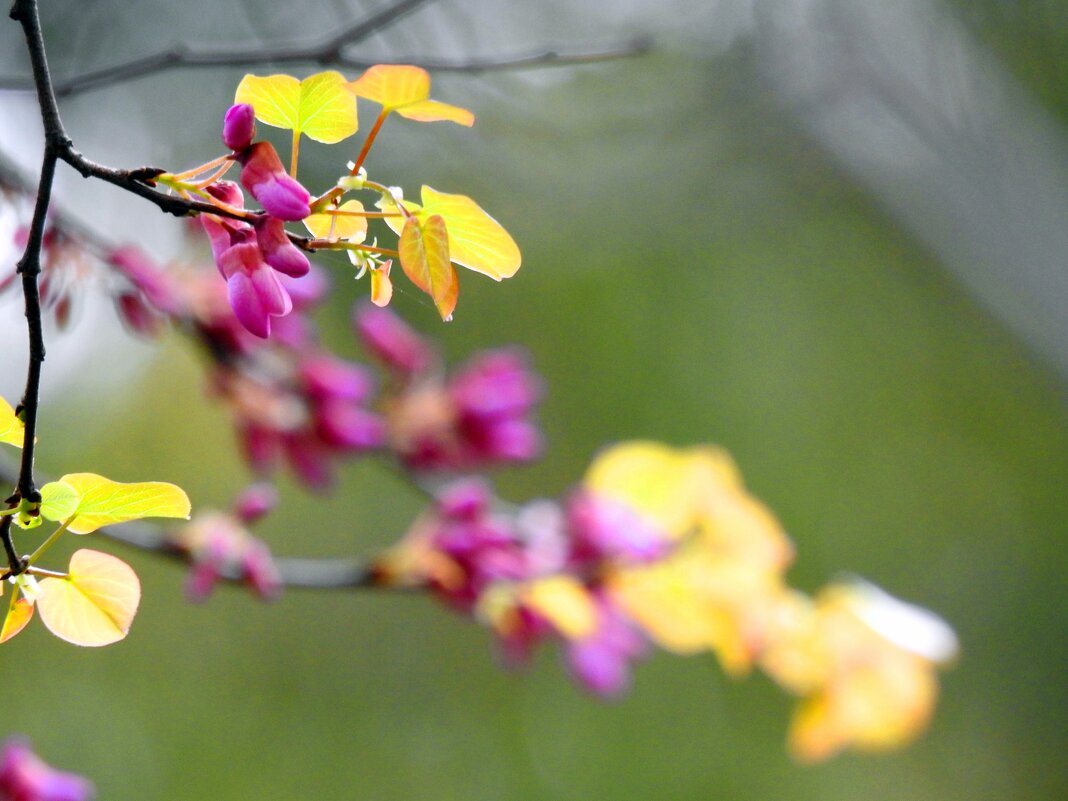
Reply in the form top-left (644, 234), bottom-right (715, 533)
top-left (1, 2), bottom-right (1067, 800)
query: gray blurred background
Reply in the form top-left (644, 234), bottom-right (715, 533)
top-left (1, 0), bottom-right (1067, 799)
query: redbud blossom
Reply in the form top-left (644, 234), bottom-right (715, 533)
top-left (565, 593), bottom-right (648, 698)
top-left (217, 240), bottom-right (293, 339)
top-left (253, 216), bottom-right (310, 278)
top-left (238, 142), bottom-right (310, 221)
top-left (180, 512), bottom-right (282, 602)
top-left (353, 302), bottom-right (434, 376)
top-left (0, 738), bottom-right (94, 801)
top-left (222, 103), bottom-right (256, 151)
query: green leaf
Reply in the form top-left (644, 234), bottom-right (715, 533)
top-left (39, 480), bottom-right (80, 522)
top-left (55, 473), bottom-right (191, 534)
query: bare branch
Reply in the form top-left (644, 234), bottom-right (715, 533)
top-left (0, 0), bottom-right (648, 97)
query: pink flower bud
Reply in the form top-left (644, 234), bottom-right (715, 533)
top-left (353, 302), bottom-right (434, 375)
top-left (238, 142), bottom-right (310, 221)
top-left (233, 483), bottom-right (278, 524)
top-left (253, 216), bottom-right (310, 277)
top-left (222, 103), bottom-right (256, 151)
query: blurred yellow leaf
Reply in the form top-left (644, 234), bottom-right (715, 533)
top-left (236, 71), bottom-right (358, 143)
top-left (304, 199), bottom-right (368, 242)
top-left (522, 576), bottom-right (598, 639)
top-left (0, 395), bottom-right (24, 449)
top-left (56, 473), bottom-right (191, 534)
top-left (37, 549), bottom-right (140, 646)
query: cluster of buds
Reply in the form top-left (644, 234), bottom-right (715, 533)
top-left (373, 441), bottom-right (958, 760)
top-left (0, 739), bottom-right (93, 801)
top-left (174, 483), bottom-right (283, 601)
top-left (197, 104), bottom-right (313, 338)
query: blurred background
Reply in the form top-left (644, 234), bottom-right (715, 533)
top-left (1, 0), bottom-right (1067, 798)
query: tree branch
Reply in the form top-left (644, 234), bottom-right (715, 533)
top-left (0, 0), bottom-right (647, 97)
top-left (0, 454), bottom-right (387, 590)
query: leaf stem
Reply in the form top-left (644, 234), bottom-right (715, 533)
top-left (26, 516), bottom-right (74, 566)
top-left (350, 109), bottom-right (389, 176)
top-left (290, 131), bottom-right (300, 177)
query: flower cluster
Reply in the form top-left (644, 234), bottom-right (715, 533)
top-left (355, 304), bottom-right (542, 471)
top-left (193, 106), bottom-right (315, 338)
top-left (0, 739), bottom-right (93, 801)
top-left (373, 441), bottom-right (958, 760)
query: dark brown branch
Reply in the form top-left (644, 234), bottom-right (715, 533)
top-left (7, 0), bottom-right (61, 565)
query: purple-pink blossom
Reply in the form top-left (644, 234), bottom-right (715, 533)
top-left (0, 739), bottom-right (93, 801)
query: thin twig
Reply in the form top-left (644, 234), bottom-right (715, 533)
top-left (0, 454), bottom-right (387, 590)
top-left (0, 0), bottom-right (649, 98)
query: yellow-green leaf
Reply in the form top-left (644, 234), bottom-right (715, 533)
top-left (383, 188), bottom-right (519, 280)
top-left (419, 187), bottom-right (519, 279)
top-left (236, 71), bottom-right (358, 144)
top-left (396, 99), bottom-right (474, 126)
top-left (0, 593), bottom-right (33, 644)
top-left (398, 215), bottom-right (458, 320)
top-left (39, 480), bottom-right (80, 522)
top-left (348, 65), bottom-right (475, 126)
top-left (304, 199), bottom-right (367, 242)
top-left (0, 396), bottom-right (24, 449)
top-left (56, 473), bottom-right (191, 535)
top-left (37, 549), bottom-right (140, 647)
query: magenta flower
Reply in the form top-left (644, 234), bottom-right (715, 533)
top-left (565, 594), bottom-right (647, 698)
top-left (222, 103), bottom-right (256, 151)
top-left (238, 142), bottom-right (310, 221)
top-left (217, 239), bottom-right (293, 339)
top-left (254, 216), bottom-right (310, 278)
top-left (0, 739), bottom-right (94, 801)
top-left (181, 512), bottom-right (282, 602)
top-left (353, 302), bottom-right (434, 376)
top-left (566, 491), bottom-right (670, 566)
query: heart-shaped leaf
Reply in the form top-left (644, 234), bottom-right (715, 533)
top-left (398, 215), bottom-right (458, 320)
top-left (383, 187), bottom-right (520, 280)
top-left (348, 65), bottom-right (473, 126)
top-left (236, 71), bottom-right (358, 144)
top-left (37, 549), bottom-right (141, 647)
top-left (53, 473), bottom-right (191, 534)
